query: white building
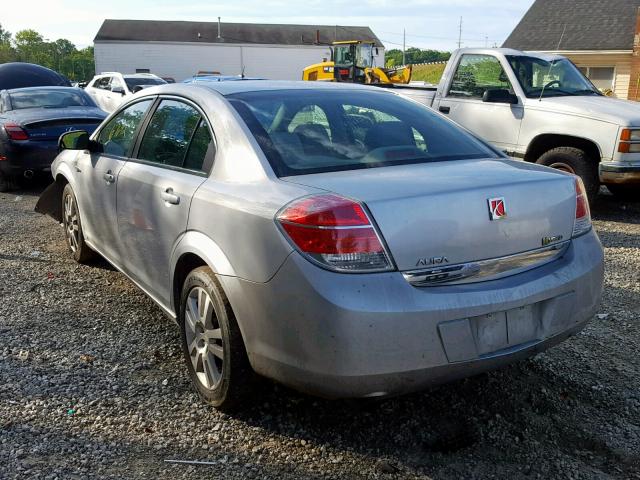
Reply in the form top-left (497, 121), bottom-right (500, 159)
top-left (94, 19), bottom-right (384, 82)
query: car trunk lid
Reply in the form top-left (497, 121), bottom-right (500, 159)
top-left (281, 159), bottom-right (576, 272)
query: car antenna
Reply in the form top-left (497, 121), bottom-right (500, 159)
top-left (539, 24), bottom-right (567, 102)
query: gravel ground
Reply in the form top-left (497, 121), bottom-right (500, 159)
top-left (1, 184), bottom-right (639, 480)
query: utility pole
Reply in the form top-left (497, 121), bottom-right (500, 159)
top-left (457, 16), bottom-right (462, 49)
top-left (402, 28), bottom-right (406, 65)
top-left (485, 35), bottom-right (488, 48)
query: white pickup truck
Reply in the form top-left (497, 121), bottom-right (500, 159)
top-left (395, 48), bottom-right (640, 201)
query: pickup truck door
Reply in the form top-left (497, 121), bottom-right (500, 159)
top-left (434, 53), bottom-right (523, 153)
top-left (74, 98), bottom-right (155, 260)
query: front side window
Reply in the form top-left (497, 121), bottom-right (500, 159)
top-left (109, 77), bottom-right (124, 91)
top-left (449, 54), bottom-right (512, 99)
top-left (228, 89), bottom-right (499, 177)
top-left (506, 55), bottom-right (601, 98)
top-left (96, 99), bottom-right (153, 157)
top-left (137, 99), bottom-right (202, 168)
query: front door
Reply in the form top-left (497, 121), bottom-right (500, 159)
top-left (116, 98), bottom-right (213, 301)
top-left (436, 53), bottom-right (523, 152)
top-left (75, 98), bottom-right (154, 260)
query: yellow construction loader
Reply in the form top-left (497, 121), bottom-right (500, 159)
top-left (302, 40), bottom-right (412, 85)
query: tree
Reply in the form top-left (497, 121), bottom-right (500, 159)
top-left (0, 28), bottom-right (95, 81)
top-left (385, 47), bottom-right (451, 67)
top-left (0, 24), bottom-right (13, 64)
top-left (14, 29), bottom-right (45, 64)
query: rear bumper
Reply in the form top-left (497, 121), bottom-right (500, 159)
top-left (221, 230), bottom-right (604, 398)
top-left (600, 162), bottom-right (640, 185)
top-left (0, 140), bottom-right (58, 177)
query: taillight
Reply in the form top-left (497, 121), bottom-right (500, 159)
top-left (573, 177), bottom-right (591, 237)
top-left (4, 123), bottom-right (29, 140)
top-left (276, 194), bottom-right (394, 272)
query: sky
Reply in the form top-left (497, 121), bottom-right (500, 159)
top-left (2, 0), bottom-right (536, 51)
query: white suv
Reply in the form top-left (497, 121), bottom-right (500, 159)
top-left (85, 73), bottom-right (166, 113)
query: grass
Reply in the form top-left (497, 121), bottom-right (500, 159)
top-left (411, 63), bottom-right (446, 84)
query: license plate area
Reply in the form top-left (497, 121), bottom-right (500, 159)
top-left (437, 292), bottom-right (576, 363)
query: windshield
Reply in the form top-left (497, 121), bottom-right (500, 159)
top-left (228, 89), bottom-right (499, 177)
top-left (506, 55), bottom-right (601, 98)
top-left (124, 77), bottom-right (166, 90)
top-left (8, 88), bottom-right (96, 110)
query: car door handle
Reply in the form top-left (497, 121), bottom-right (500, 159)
top-left (103, 171), bottom-right (115, 184)
top-left (439, 106), bottom-right (450, 114)
top-left (161, 188), bottom-right (180, 205)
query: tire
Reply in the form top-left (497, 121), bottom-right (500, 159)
top-left (0, 172), bottom-right (8, 193)
top-left (179, 266), bottom-right (254, 411)
top-left (536, 147), bottom-right (600, 201)
top-left (61, 184), bottom-right (95, 263)
top-left (607, 184), bottom-right (639, 202)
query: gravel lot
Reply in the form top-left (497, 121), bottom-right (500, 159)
top-left (1, 184), bottom-right (638, 480)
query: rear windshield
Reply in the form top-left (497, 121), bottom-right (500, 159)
top-left (8, 88), bottom-right (96, 110)
top-left (124, 77), bottom-right (166, 90)
top-left (228, 89), bottom-right (499, 176)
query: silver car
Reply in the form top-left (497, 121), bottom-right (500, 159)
top-left (36, 81), bottom-right (604, 410)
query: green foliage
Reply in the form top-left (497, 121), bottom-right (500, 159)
top-left (0, 23), bottom-right (94, 81)
top-left (385, 48), bottom-right (450, 67)
top-left (411, 63), bottom-right (446, 84)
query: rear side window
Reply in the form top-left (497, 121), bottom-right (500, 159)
top-left (96, 77), bottom-right (111, 90)
top-left (137, 99), bottom-right (211, 171)
top-left (96, 99), bottom-right (153, 157)
top-left (228, 89), bottom-right (498, 177)
top-left (183, 119), bottom-right (214, 171)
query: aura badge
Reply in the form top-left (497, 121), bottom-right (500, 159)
top-left (488, 197), bottom-right (507, 220)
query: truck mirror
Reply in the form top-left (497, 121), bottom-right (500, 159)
top-left (483, 89), bottom-right (518, 105)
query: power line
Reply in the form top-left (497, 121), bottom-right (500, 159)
top-left (376, 29), bottom-right (496, 43)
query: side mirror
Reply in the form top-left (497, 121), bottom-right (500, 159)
top-left (111, 86), bottom-right (125, 95)
top-left (483, 89), bottom-right (518, 104)
top-left (59, 130), bottom-right (90, 151)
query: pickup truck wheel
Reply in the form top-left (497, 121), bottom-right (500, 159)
top-left (179, 266), bottom-right (254, 411)
top-left (536, 147), bottom-right (599, 201)
top-left (61, 184), bottom-right (95, 263)
top-left (607, 184), bottom-right (639, 202)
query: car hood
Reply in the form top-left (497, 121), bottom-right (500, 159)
top-left (528, 95), bottom-right (640, 125)
top-left (1, 107), bottom-right (107, 126)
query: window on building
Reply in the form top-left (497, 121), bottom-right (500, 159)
top-left (578, 66), bottom-right (615, 91)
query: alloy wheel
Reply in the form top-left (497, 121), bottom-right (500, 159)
top-left (184, 286), bottom-right (224, 390)
top-left (63, 193), bottom-right (79, 253)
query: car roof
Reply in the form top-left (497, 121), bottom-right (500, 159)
top-left (171, 80), bottom-right (378, 96)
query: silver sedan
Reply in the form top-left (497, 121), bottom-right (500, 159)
top-left (37, 81), bottom-right (604, 410)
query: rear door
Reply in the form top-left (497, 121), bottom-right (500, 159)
top-left (116, 97), bottom-right (213, 300)
top-left (74, 98), bottom-right (155, 259)
top-left (436, 53), bottom-right (523, 152)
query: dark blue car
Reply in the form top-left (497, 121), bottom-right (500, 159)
top-left (0, 86), bottom-right (107, 191)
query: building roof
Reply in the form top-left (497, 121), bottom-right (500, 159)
top-left (94, 19), bottom-right (383, 47)
top-left (503, 0), bottom-right (639, 51)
